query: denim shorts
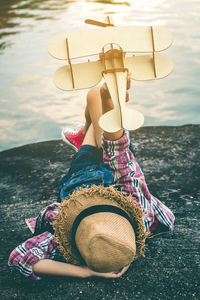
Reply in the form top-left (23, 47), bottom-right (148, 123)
top-left (59, 141), bottom-right (137, 201)
top-left (59, 145), bottom-right (114, 201)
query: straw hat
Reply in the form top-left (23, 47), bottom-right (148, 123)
top-left (53, 185), bottom-right (148, 272)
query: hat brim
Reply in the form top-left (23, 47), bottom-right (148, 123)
top-left (53, 185), bottom-right (149, 266)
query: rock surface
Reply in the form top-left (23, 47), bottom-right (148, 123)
top-left (0, 125), bottom-right (200, 300)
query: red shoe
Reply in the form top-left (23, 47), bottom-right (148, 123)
top-left (61, 123), bottom-right (85, 151)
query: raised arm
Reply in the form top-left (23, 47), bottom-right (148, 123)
top-left (99, 73), bottom-right (131, 141)
top-left (100, 83), bottom-right (124, 141)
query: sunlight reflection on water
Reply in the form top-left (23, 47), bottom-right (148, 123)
top-left (0, 0), bottom-right (200, 150)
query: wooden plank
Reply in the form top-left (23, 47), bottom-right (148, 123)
top-left (48, 33), bottom-right (68, 61)
top-left (53, 60), bottom-right (103, 90)
top-left (53, 53), bottom-right (173, 91)
top-left (48, 26), bottom-right (173, 60)
top-left (122, 108), bottom-right (144, 131)
top-left (125, 53), bottom-right (173, 81)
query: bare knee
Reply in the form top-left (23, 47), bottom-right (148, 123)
top-left (87, 86), bottom-right (101, 105)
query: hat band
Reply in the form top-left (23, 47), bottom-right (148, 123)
top-left (71, 204), bottom-right (136, 250)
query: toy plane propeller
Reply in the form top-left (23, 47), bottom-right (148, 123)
top-left (48, 17), bottom-right (173, 132)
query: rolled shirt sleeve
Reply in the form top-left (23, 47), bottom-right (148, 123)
top-left (8, 232), bottom-right (57, 280)
top-left (102, 130), bottom-right (147, 198)
top-left (102, 130), bottom-right (175, 232)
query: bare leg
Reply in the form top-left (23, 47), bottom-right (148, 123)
top-left (82, 123), bottom-right (97, 147)
top-left (82, 73), bottom-right (131, 147)
top-left (83, 87), bottom-right (104, 148)
top-left (83, 86), bottom-right (114, 148)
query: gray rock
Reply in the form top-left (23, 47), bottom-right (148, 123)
top-left (0, 125), bottom-right (200, 300)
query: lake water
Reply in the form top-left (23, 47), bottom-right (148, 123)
top-left (0, 0), bottom-right (200, 151)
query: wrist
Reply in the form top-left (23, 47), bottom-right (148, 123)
top-left (82, 266), bottom-right (93, 278)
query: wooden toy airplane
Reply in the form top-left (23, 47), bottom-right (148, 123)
top-left (48, 16), bottom-right (173, 132)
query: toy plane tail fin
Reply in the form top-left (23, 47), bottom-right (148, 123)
top-left (99, 71), bottom-right (144, 132)
top-left (99, 107), bottom-right (144, 132)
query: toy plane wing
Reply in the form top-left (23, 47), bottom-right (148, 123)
top-left (48, 26), bottom-right (173, 60)
top-left (53, 53), bottom-right (173, 91)
top-left (54, 60), bottom-right (102, 90)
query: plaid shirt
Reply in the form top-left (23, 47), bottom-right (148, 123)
top-left (8, 131), bottom-right (175, 280)
top-left (102, 131), bottom-right (175, 232)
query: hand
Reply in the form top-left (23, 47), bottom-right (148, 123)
top-left (88, 264), bottom-right (130, 278)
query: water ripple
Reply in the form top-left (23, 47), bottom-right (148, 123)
top-left (0, 0), bottom-right (200, 150)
